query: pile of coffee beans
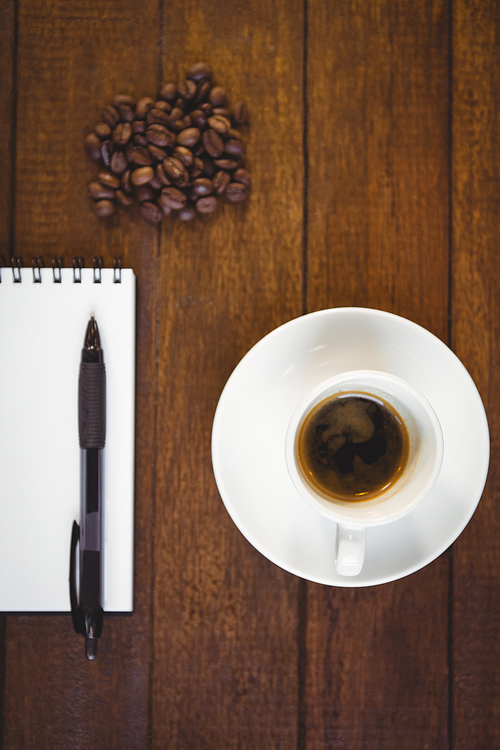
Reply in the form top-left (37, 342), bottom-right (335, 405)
top-left (84, 63), bottom-right (250, 223)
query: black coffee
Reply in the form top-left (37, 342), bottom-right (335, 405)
top-left (296, 392), bottom-right (409, 501)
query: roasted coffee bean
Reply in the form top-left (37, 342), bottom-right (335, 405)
top-left (149, 176), bottom-right (163, 191)
top-left (88, 181), bottom-right (116, 200)
top-left (191, 157), bottom-right (204, 178)
top-left (163, 156), bottom-right (187, 184)
top-left (116, 189), bottom-right (133, 206)
top-left (224, 138), bottom-right (246, 157)
top-left (173, 120), bottom-right (185, 133)
top-left (130, 145), bottom-right (153, 166)
top-left (148, 144), bottom-right (168, 162)
top-left (110, 153), bottom-right (129, 178)
top-left (95, 122), bottom-right (112, 140)
top-left (232, 101), bottom-right (248, 125)
top-left (212, 170), bottom-right (231, 194)
top-left (226, 182), bottom-right (248, 202)
top-left (196, 195), bottom-right (217, 213)
top-left (155, 162), bottom-right (171, 186)
top-left (146, 123), bottom-right (175, 148)
top-left (177, 79), bottom-right (197, 101)
top-left (147, 108), bottom-right (171, 127)
top-left (159, 82), bottom-right (177, 103)
top-left (187, 61), bottom-right (213, 81)
top-left (135, 184), bottom-right (157, 202)
top-left (141, 201), bottom-right (162, 223)
top-left (178, 205), bottom-right (196, 221)
top-left (160, 186), bottom-right (187, 210)
top-left (101, 105), bottom-right (120, 128)
top-left (131, 166), bottom-right (155, 186)
top-left (154, 100), bottom-right (172, 113)
top-left (173, 146), bottom-right (194, 168)
top-left (209, 86), bottom-right (227, 107)
top-left (100, 140), bottom-right (115, 168)
top-left (111, 94), bottom-right (136, 108)
top-left (190, 109), bottom-right (207, 129)
top-left (132, 120), bottom-right (147, 134)
top-left (202, 129), bottom-right (224, 158)
top-left (124, 143), bottom-right (134, 163)
top-left (157, 193), bottom-right (172, 215)
top-left (214, 158), bottom-right (239, 170)
top-left (98, 171), bottom-right (121, 189)
top-left (113, 121), bottom-right (132, 146)
top-left (135, 97), bottom-right (155, 119)
top-left (94, 199), bottom-right (115, 217)
top-left (194, 79), bottom-right (211, 104)
top-left (84, 133), bottom-right (102, 161)
top-left (191, 177), bottom-right (213, 196)
top-left (133, 134), bottom-right (149, 147)
top-left (199, 102), bottom-right (213, 115)
top-left (233, 168), bottom-right (251, 186)
top-left (201, 155), bottom-right (216, 177)
top-left (208, 115), bottom-right (231, 135)
top-left (177, 127), bottom-right (200, 148)
top-left (168, 107), bottom-right (184, 128)
top-left (212, 107), bottom-right (231, 118)
top-left (121, 169), bottom-right (132, 193)
top-left (228, 128), bottom-right (243, 140)
top-left (118, 103), bottom-right (134, 122)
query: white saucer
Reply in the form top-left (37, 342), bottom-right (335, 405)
top-left (211, 308), bottom-right (490, 587)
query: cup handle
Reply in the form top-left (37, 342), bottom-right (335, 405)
top-left (336, 524), bottom-right (366, 576)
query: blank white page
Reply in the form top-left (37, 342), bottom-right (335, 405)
top-left (0, 266), bottom-right (135, 612)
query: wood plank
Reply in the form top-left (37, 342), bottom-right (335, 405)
top-left (3, 0), bottom-right (160, 747)
top-left (0, 0), bottom-right (16, 741)
top-left (151, 1), bottom-right (305, 746)
top-left (452, 1), bottom-right (500, 747)
top-left (304, 1), bottom-right (451, 747)
top-left (0, 0), bottom-right (15, 257)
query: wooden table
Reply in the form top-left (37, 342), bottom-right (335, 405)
top-left (1, 0), bottom-right (498, 747)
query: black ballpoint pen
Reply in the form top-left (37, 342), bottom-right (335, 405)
top-left (70, 314), bottom-right (106, 660)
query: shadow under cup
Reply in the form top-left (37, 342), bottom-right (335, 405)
top-left (285, 371), bottom-right (444, 575)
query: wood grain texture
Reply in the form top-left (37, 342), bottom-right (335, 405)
top-left (151, 0), bottom-right (304, 747)
top-left (452, 1), bottom-right (500, 747)
top-left (3, 1), bottom-right (160, 747)
top-left (306, 0), bottom-right (450, 338)
top-left (304, 1), bottom-right (451, 747)
top-left (0, 0), bottom-right (15, 741)
top-left (0, 0), bottom-right (15, 259)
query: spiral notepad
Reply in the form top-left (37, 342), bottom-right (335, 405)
top-left (0, 260), bottom-right (136, 612)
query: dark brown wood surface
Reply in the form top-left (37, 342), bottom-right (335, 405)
top-left (0, 0), bottom-right (498, 748)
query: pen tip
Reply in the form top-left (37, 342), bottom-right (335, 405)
top-left (83, 316), bottom-right (101, 352)
top-left (85, 636), bottom-right (98, 661)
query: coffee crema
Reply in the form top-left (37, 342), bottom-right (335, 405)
top-left (296, 391), bottom-right (409, 502)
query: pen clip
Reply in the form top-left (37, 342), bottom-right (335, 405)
top-left (69, 521), bottom-right (84, 635)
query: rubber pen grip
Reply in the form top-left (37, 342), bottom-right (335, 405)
top-left (78, 362), bottom-right (106, 448)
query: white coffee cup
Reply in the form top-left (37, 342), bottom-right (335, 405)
top-left (285, 370), bottom-right (444, 577)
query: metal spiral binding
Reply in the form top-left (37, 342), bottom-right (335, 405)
top-left (1, 256), bottom-right (124, 283)
top-left (93, 256), bottom-right (103, 284)
top-left (52, 256), bottom-right (63, 283)
top-left (32, 256), bottom-right (43, 283)
top-left (113, 257), bottom-right (122, 284)
top-left (73, 256), bottom-right (84, 283)
top-left (12, 257), bottom-right (22, 283)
